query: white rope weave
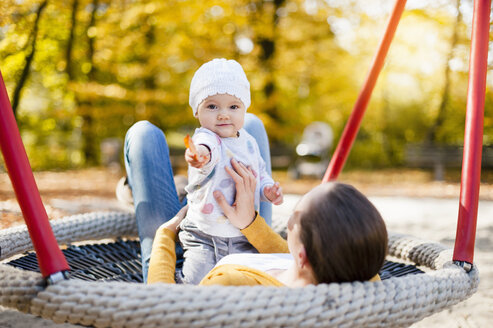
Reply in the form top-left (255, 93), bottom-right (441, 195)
top-left (0, 211), bottom-right (479, 328)
top-left (0, 212), bottom-right (137, 261)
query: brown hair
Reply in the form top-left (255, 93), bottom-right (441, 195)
top-left (299, 182), bottom-right (388, 284)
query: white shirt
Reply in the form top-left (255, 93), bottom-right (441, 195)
top-left (215, 253), bottom-right (293, 272)
top-left (184, 127), bottom-right (274, 237)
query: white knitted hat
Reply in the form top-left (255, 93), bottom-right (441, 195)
top-left (189, 58), bottom-right (251, 116)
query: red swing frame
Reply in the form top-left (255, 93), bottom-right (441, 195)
top-left (322, 0), bottom-right (491, 267)
top-left (0, 0), bottom-right (490, 279)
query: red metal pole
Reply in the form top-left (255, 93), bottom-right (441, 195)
top-left (322, 0), bottom-right (407, 182)
top-left (0, 71), bottom-right (69, 278)
top-left (453, 0), bottom-right (491, 266)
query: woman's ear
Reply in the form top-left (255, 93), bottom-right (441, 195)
top-left (297, 246), bottom-right (310, 270)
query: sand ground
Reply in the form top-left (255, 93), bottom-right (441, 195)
top-left (1, 169), bottom-right (492, 327)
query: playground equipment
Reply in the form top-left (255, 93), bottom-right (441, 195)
top-left (0, 0), bottom-right (488, 326)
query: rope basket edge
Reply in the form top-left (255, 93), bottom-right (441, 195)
top-left (0, 211), bottom-right (480, 328)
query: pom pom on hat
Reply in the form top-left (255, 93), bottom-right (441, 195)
top-left (189, 58), bottom-right (250, 116)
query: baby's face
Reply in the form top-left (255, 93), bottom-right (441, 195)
top-left (196, 94), bottom-right (246, 138)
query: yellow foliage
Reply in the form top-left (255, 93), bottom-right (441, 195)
top-left (0, 0), bottom-right (488, 169)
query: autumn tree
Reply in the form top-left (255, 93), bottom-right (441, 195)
top-left (0, 0), bottom-right (489, 169)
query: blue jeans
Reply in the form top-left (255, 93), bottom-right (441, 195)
top-left (124, 113), bottom-right (272, 282)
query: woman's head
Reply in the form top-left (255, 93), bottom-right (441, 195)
top-left (287, 182), bottom-right (388, 284)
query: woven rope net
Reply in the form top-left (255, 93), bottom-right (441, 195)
top-left (0, 211), bottom-right (479, 328)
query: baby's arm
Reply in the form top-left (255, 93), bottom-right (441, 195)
top-left (258, 153), bottom-right (283, 205)
top-left (185, 131), bottom-right (220, 173)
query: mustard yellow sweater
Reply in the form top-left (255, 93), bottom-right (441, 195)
top-left (147, 215), bottom-right (379, 285)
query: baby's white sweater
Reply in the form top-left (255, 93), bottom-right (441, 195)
top-left (184, 127), bottom-right (274, 237)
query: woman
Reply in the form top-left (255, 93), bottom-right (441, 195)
top-left (147, 158), bottom-right (388, 286)
top-left (124, 116), bottom-right (388, 286)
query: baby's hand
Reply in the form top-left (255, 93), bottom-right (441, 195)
top-left (264, 182), bottom-right (283, 205)
top-left (185, 145), bottom-right (210, 168)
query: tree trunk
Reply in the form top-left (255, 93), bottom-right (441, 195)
top-left (11, 0), bottom-right (48, 118)
top-left (86, 0), bottom-right (98, 80)
top-left (81, 0), bottom-right (99, 165)
top-left (65, 0), bottom-right (99, 165)
top-left (426, 0), bottom-right (462, 144)
top-left (65, 0), bottom-right (79, 80)
top-left (381, 72), bottom-right (394, 164)
top-left (255, 0), bottom-right (285, 122)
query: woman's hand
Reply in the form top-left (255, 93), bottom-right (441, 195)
top-left (213, 158), bottom-right (257, 229)
top-left (161, 205), bottom-right (188, 234)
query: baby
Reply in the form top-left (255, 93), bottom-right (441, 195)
top-left (179, 58), bottom-right (283, 284)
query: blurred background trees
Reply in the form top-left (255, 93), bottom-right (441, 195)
top-left (0, 0), bottom-right (490, 170)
